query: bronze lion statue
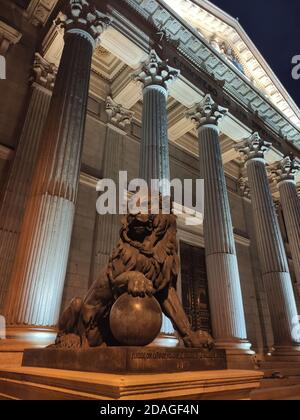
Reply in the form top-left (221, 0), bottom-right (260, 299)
top-left (55, 204), bottom-right (213, 349)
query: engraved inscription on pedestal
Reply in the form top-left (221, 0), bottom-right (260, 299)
top-left (22, 347), bottom-right (227, 374)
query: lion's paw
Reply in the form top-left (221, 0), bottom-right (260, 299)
top-left (183, 330), bottom-right (214, 349)
top-left (128, 273), bottom-right (154, 297)
top-left (53, 333), bottom-right (83, 350)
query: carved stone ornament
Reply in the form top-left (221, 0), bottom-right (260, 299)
top-left (186, 94), bottom-right (228, 128)
top-left (0, 20), bottom-right (22, 56)
top-left (239, 177), bottom-right (251, 200)
top-left (32, 53), bottom-right (57, 90)
top-left (56, 0), bottom-right (112, 47)
top-left (269, 154), bottom-right (300, 184)
top-left (235, 132), bottom-right (272, 162)
top-left (105, 96), bottom-right (134, 129)
top-left (134, 49), bottom-right (180, 90)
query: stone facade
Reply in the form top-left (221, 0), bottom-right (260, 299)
top-left (0, 0), bottom-right (300, 362)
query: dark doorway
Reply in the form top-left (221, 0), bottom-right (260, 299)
top-left (180, 242), bottom-right (212, 334)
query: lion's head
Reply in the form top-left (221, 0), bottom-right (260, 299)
top-left (108, 198), bottom-right (179, 293)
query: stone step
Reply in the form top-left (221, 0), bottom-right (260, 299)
top-left (260, 377), bottom-right (300, 389)
top-left (0, 367), bottom-right (263, 400)
top-left (251, 383), bottom-right (300, 400)
top-left (260, 361), bottom-right (300, 378)
top-left (0, 352), bottom-right (23, 368)
top-left (0, 375), bottom-right (99, 400)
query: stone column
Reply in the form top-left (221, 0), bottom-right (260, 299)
top-left (89, 97), bottom-right (134, 286)
top-left (134, 50), bottom-right (180, 339)
top-left (236, 133), bottom-right (300, 353)
top-left (239, 177), bottom-right (275, 355)
top-left (270, 155), bottom-right (300, 301)
top-left (0, 54), bottom-right (56, 313)
top-left (134, 50), bottom-right (179, 197)
top-left (5, 0), bottom-right (111, 327)
top-left (187, 95), bottom-right (251, 354)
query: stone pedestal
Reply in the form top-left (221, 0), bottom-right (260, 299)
top-left (187, 95), bottom-right (251, 356)
top-left (236, 134), bottom-right (300, 353)
top-left (4, 2), bottom-right (111, 327)
top-left (22, 347), bottom-right (227, 374)
top-left (0, 366), bottom-right (263, 400)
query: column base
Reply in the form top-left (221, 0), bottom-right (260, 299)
top-left (215, 338), bottom-right (254, 354)
top-left (215, 339), bottom-right (256, 370)
top-left (268, 345), bottom-right (300, 362)
top-left (0, 326), bottom-right (57, 353)
top-left (0, 327), bottom-right (56, 368)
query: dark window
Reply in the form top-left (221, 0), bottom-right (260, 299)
top-left (180, 242), bottom-right (212, 334)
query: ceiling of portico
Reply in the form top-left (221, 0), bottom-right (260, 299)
top-left (42, 25), bottom-right (126, 82)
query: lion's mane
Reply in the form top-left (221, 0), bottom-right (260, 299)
top-left (107, 212), bottom-right (180, 294)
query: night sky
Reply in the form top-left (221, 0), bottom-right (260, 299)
top-left (210, 0), bottom-right (300, 107)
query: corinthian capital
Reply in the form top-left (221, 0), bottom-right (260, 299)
top-left (186, 94), bottom-right (228, 128)
top-left (235, 132), bottom-right (272, 162)
top-left (133, 50), bottom-right (180, 90)
top-left (269, 154), bottom-right (300, 184)
top-left (239, 177), bottom-right (251, 200)
top-left (57, 0), bottom-right (112, 47)
top-left (105, 96), bottom-right (134, 129)
top-left (32, 53), bottom-right (57, 91)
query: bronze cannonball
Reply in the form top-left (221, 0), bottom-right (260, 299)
top-left (109, 293), bottom-right (163, 346)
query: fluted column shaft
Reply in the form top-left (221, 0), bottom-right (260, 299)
top-left (134, 50), bottom-right (179, 197)
top-left (198, 124), bottom-right (248, 349)
top-left (278, 179), bottom-right (300, 298)
top-left (141, 87), bottom-right (175, 335)
top-left (90, 126), bottom-right (125, 286)
top-left (187, 96), bottom-right (250, 352)
top-left (236, 131), bottom-right (300, 351)
top-left (5, 24), bottom-right (97, 326)
top-left (140, 85), bottom-right (169, 194)
top-left (0, 79), bottom-right (53, 313)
